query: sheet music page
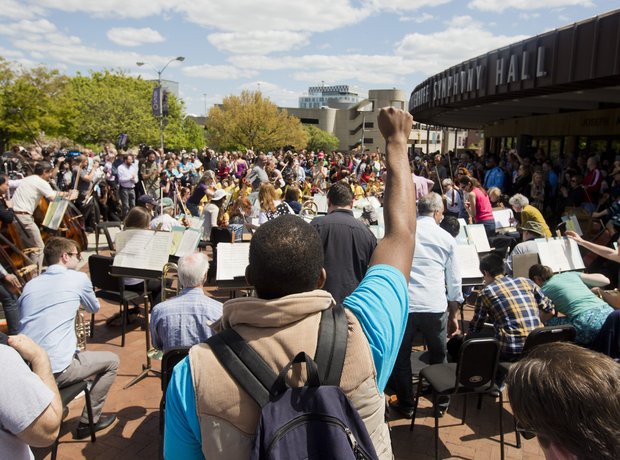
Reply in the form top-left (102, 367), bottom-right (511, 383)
top-left (465, 224), bottom-right (491, 252)
top-left (169, 226), bottom-right (185, 255)
top-left (562, 215), bottom-right (583, 236)
top-left (456, 219), bottom-right (469, 245)
top-left (455, 244), bottom-right (483, 278)
top-left (216, 243), bottom-right (250, 280)
top-left (313, 194), bottom-right (328, 213)
top-left (493, 209), bottom-right (514, 229)
top-left (175, 228), bottom-right (202, 257)
top-left (113, 229), bottom-right (173, 271)
top-left (42, 197), bottom-right (60, 228)
top-left (536, 237), bottom-right (585, 272)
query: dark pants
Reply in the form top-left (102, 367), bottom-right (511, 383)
top-left (0, 283), bottom-right (19, 335)
top-left (392, 311), bottom-right (449, 410)
top-left (186, 202), bottom-right (200, 217)
top-left (479, 218), bottom-right (496, 237)
top-left (119, 187), bottom-right (135, 218)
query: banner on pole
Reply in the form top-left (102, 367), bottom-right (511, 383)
top-left (162, 90), bottom-right (169, 117)
top-left (152, 86), bottom-right (161, 117)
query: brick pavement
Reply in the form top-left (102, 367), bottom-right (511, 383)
top-left (31, 254), bottom-right (545, 460)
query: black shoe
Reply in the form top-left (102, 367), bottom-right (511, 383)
top-left (62, 406), bottom-right (69, 420)
top-left (74, 414), bottom-right (117, 439)
top-left (389, 401), bottom-right (415, 419)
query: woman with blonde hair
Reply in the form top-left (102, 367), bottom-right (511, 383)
top-left (258, 183), bottom-right (292, 224)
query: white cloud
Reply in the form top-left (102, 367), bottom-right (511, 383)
top-left (370, 0), bottom-right (450, 12)
top-left (207, 31), bottom-right (309, 54)
top-left (395, 15), bottom-right (529, 74)
top-left (468, 0), bottom-right (592, 13)
top-left (107, 27), bottom-right (165, 47)
top-left (518, 12), bottom-right (540, 20)
top-left (182, 64), bottom-right (257, 80)
top-left (238, 81), bottom-right (299, 107)
top-left (31, 0), bottom-right (169, 18)
top-left (0, 18), bottom-right (57, 36)
top-left (0, 0), bottom-right (45, 19)
top-left (399, 12), bottom-right (435, 22)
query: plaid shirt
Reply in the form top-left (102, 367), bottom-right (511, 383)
top-left (469, 275), bottom-right (554, 359)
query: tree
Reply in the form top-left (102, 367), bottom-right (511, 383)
top-left (305, 125), bottom-right (340, 152)
top-left (206, 90), bottom-right (307, 151)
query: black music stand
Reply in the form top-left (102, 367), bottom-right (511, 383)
top-left (110, 265), bottom-right (162, 389)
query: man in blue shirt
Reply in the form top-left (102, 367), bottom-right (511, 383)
top-left (163, 107), bottom-right (417, 460)
top-left (19, 237), bottom-right (119, 439)
top-left (150, 252), bottom-right (223, 351)
top-left (483, 155), bottom-right (505, 191)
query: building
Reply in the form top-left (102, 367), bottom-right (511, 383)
top-left (299, 85), bottom-right (361, 109)
top-left (408, 9), bottom-right (620, 163)
top-left (289, 88), bottom-right (466, 154)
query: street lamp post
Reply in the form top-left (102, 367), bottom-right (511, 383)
top-left (137, 56), bottom-right (185, 150)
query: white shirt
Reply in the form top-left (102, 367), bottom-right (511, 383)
top-left (117, 162), bottom-right (139, 188)
top-left (408, 216), bottom-right (464, 313)
top-left (149, 213), bottom-right (181, 232)
top-left (12, 175), bottom-right (56, 214)
top-left (444, 187), bottom-right (462, 214)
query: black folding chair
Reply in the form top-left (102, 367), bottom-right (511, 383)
top-left (88, 255), bottom-right (142, 347)
top-left (159, 347), bottom-right (191, 457)
top-left (51, 381), bottom-right (96, 460)
top-left (410, 337), bottom-right (504, 460)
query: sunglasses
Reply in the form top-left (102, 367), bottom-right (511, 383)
top-left (66, 252), bottom-right (82, 261)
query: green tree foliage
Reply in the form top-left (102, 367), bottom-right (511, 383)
top-left (0, 58), bottom-right (204, 151)
top-left (305, 125), bottom-right (340, 152)
top-left (0, 58), bottom-right (73, 149)
top-left (206, 90), bottom-right (307, 151)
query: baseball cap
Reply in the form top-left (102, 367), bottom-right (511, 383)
top-left (138, 194), bottom-right (157, 206)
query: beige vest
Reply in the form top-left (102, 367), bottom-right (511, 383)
top-left (189, 290), bottom-right (393, 459)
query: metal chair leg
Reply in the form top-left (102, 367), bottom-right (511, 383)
top-left (410, 376), bottom-right (423, 431)
top-left (499, 392), bottom-right (505, 460)
top-left (462, 393), bottom-right (467, 424)
top-left (477, 393), bottom-right (483, 410)
top-left (121, 301), bottom-right (127, 347)
top-left (84, 386), bottom-right (97, 442)
top-left (514, 414), bottom-right (522, 448)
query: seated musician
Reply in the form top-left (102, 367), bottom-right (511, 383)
top-left (18, 237), bottom-right (119, 439)
top-left (508, 193), bottom-right (552, 237)
top-left (11, 161), bottom-right (78, 267)
top-left (504, 221), bottom-right (545, 276)
top-left (150, 253), bottom-right (222, 352)
top-left (528, 264), bottom-right (615, 346)
top-left (149, 198), bottom-right (181, 232)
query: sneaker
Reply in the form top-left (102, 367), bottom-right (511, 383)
top-left (74, 414), bottom-right (117, 440)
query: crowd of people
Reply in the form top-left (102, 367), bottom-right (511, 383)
top-left (1, 108), bottom-right (619, 460)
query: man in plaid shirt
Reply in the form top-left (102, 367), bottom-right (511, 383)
top-left (470, 253), bottom-right (555, 361)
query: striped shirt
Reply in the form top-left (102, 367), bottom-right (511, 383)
top-left (469, 275), bottom-right (554, 360)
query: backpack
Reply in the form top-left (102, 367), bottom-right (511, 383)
top-left (206, 304), bottom-right (378, 460)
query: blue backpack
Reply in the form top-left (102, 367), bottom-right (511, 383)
top-left (207, 304), bottom-right (378, 460)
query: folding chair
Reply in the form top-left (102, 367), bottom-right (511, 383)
top-left (88, 255), bottom-right (142, 347)
top-left (410, 337), bottom-right (504, 460)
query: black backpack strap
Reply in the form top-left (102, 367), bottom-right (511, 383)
top-left (207, 328), bottom-right (277, 408)
top-left (315, 303), bottom-right (349, 386)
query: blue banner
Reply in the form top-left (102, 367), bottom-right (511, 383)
top-left (152, 86), bottom-right (161, 117)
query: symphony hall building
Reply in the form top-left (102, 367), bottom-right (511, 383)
top-left (409, 9), bottom-right (620, 163)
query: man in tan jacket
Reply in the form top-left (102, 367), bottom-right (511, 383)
top-left (163, 107), bottom-right (417, 460)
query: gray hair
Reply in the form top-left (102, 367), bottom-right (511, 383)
top-left (417, 192), bottom-right (443, 216)
top-left (509, 193), bottom-right (529, 208)
top-left (177, 252), bottom-right (210, 288)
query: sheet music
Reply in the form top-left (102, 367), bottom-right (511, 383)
top-left (455, 244), bottom-right (483, 278)
top-left (313, 194), bottom-right (328, 214)
top-left (113, 229), bottom-right (172, 272)
top-left (465, 224), bottom-right (491, 252)
top-left (562, 215), bottom-right (583, 236)
top-left (175, 227), bottom-right (202, 257)
top-left (43, 197), bottom-right (69, 230)
top-left (456, 219), bottom-right (469, 245)
top-left (216, 243), bottom-right (250, 280)
top-left (536, 237), bottom-right (585, 272)
top-left (169, 226), bottom-right (185, 255)
top-left (493, 208), bottom-right (514, 229)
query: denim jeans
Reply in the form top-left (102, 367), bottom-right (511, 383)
top-left (118, 187), bottom-right (135, 218)
top-left (0, 283), bottom-right (19, 334)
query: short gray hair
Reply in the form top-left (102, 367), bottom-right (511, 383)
top-left (418, 192), bottom-right (443, 216)
top-left (509, 193), bottom-right (529, 208)
top-left (177, 252), bottom-right (210, 288)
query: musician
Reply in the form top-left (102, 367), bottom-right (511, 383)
top-left (149, 198), bottom-right (181, 232)
top-left (74, 155), bottom-right (100, 232)
top-left (117, 153), bottom-right (139, 218)
top-left (11, 161), bottom-right (78, 267)
top-left (18, 237), bottom-right (118, 439)
top-left (140, 150), bottom-right (160, 199)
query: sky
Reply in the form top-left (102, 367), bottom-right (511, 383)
top-left (0, 0), bottom-right (617, 116)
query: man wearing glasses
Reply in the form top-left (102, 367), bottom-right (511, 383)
top-left (18, 237), bottom-right (119, 439)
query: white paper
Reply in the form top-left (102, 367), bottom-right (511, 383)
top-left (113, 229), bottom-right (173, 272)
top-left (465, 224), bottom-right (491, 252)
top-left (562, 215), bottom-right (583, 236)
top-left (456, 219), bottom-right (469, 245)
top-left (493, 209), bottom-right (514, 229)
top-left (175, 228), bottom-right (202, 257)
top-left (313, 194), bottom-right (328, 214)
top-left (536, 237), bottom-right (585, 273)
top-left (216, 243), bottom-right (250, 280)
top-left (368, 225), bottom-right (385, 240)
top-left (455, 244), bottom-right (483, 278)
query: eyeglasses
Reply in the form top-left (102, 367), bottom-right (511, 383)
top-left (66, 252), bottom-right (82, 261)
top-left (515, 422), bottom-right (537, 440)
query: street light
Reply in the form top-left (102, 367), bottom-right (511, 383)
top-left (137, 56), bottom-right (185, 150)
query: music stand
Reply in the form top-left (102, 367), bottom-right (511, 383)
top-left (110, 266), bottom-right (162, 389)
